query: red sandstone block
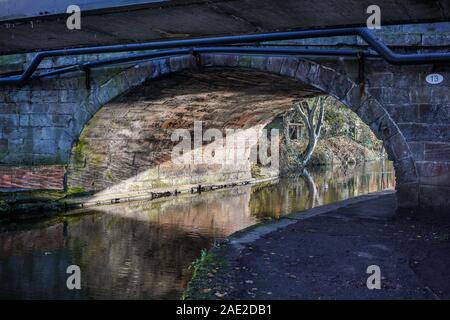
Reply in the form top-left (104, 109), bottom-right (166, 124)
top-left (0, 166), bottom-right (65, 190)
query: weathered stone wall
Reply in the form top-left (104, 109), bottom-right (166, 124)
top-left (316, 58), bottom-right (450, 208)
top-left (67, 68), bottom-right (316, 194)
top-left (0, 53), bottom-right (449, 209)
top-left (364, 62), bottom-right (450, 209)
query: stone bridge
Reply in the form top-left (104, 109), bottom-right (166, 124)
top-left (0, 25), bottom-right (449, 211)
top-left (1, 53), bottom-right (449, 209)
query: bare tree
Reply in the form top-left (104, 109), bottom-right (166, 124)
top-left (294, 96), bottom-right (328, 167)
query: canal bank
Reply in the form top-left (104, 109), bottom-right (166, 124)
top-left (0, 176), bottom-right (277, 220)
top-left (184, 191), bottom-right (450, 300)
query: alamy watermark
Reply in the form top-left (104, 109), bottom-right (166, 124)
top-left (66, 264), bottom-right (81, 290)
top-left (366, 265), bottom-right (381, 290)
top-left (64, 4), bottom-right (381, 31)
top-left (170, 121), bottom-right (279, 171)
top-left (66, 5), bottom-right (81, 30)
top-left (366, 5), bottom-right (381, 29)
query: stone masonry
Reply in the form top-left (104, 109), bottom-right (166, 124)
top-left (66, 68), bottom-right (318, 196)
top-left (0, 50), bottom-right (449, 209)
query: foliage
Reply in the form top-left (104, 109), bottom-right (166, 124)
top-left (189, 249), bottom-right (209, 277)
top-left (322, 98), bottom-right (382, 151)
top-left (182, 248), bottom-right (222, 300)
top-left (276, 96), bottom-right (384, 172)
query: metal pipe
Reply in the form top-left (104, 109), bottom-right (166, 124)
top-left (1, 26), bottom-right (449, 86)
top-left (31, 47), bottom-right (377, 80)
top-left (4, 27), bottom-right (362, 85)
top-left (357, 28), bottom-right (450, 64)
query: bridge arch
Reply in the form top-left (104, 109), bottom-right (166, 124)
top-left (67, 54), bottom-right (417, 207)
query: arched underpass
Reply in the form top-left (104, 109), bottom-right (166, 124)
top-left (65, 58), bottom-right (409, 207)
top-left (67, 68), bottom-right (321, 194)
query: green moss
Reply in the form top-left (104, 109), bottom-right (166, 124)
top-left (71, 112), bottom-right (106, 168)
top-left (182, 245), bottom-right (228, 300)
top-left (67, 186), bottom-right (86, 195)
top-left (72, 136), bottom-right (103, 168)
top-left (105, 170), bottom-right (114, 181)
top-left (72, 138), bottom-right (86, 166)
top-left (251, 164), bottom-right (266, 179)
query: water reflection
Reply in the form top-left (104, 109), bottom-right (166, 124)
top-left (0, 160), bottom-right (394, 299)
top-left (251, 161), bottom-right (395, 219)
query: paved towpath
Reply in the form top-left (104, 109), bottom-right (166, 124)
top-left (187, 191), bottom-right (450, 300)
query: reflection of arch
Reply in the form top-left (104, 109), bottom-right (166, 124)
top-left (69, 54), bottom-right (416, 201)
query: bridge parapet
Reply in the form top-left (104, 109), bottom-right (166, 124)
top-left (1, 22), bottom-right (450, 76)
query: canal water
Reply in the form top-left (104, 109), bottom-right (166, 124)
top-left (0, 160), bottom-right (395, 299)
